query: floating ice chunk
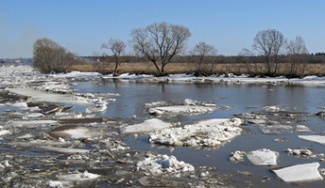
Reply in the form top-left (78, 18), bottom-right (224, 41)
top-left (121, 118), bottom-right (172, 134)
top-left (10, 120), bottom-right (57, 127)
top-left (273, 162), bottom-right (323, 183)
top-left (230, 151), bottom-right (246, 162)
top-left (246, 149), bottom-right (278, 166)
top-left (39, 146), bottom-right (90, 154)
top-left (263, 105), bottom-right (280, 112)
top-left (48, 125), bottom-right (90, 139)
top-left (8, 88), bottom-right (75, 104)
top-left (56, 170), bottom-right (100, 181)
top-left (296, 125), bottom-right (311, 132)
top-left (0, 130), bottom-right (11, 136)
top-left (285, 148), bottom-right (313, 157)
top-left (46, 180), bottom-right (64, 188)
top-left (136, 154), bottom-right (194, 175)
top-left (149, 118), bottom-right (242, 147)
top-left (23, 113), bottom-right (44, 118)
top-left (299, 135), bottom-right (325, 145)
top-left (12, 101), bottom-right (28, 109)
top-left (149, 105), bottom-right (216, 115)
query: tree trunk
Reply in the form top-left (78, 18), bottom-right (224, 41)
top-left (151, 60), bottom-right (163, 76)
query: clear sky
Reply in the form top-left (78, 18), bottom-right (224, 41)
top-left (1, 0), bottom-right (325, 58)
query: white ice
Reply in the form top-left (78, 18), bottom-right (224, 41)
top-left (2, 66), bottom-right (325, 87)
top-left (149, 105), bottom-right (216, 115)
top-left (0, 130), bottom-right (11, 136)
top-left (149, 118), bottom-right (242, 147)
top-left (102, 73), bottom-right (153, 79)
top-left (273, 162), bottom-right (323, 183)
top-left (136, 154), bottom-right (194, 175)
top-left (56, 170), bottom-right (100, 181)
top-left (51, 71), bottom-right (101, 78)
top-left (299, 135), bottom-right (325, 145)
top-left (47, 170), bottom-right (100, 187)
top-left (9, 120), bottom-right (57, 127)
top-left (246, 149), bottom-right (279, 166)
top-left (121, 118), bottom-right (172, 134)
top-left (38, 146), bottom-right (90, 154)
top-left (49, 126), bottom-right (90, 139)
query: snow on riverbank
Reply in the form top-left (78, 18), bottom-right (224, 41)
top-left (1, 65), bottom-right (325, 86)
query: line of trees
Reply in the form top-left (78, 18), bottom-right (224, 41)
top-left (33, 22), bottom-right (318, 77)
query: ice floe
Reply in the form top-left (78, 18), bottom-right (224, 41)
top-left (148, 99), bottom-right (217, 116)
top-left (299, 135), bottom-right (325, 145)
top-left (8, 120), bottom-right (58, 127)
top-left (149, 105), bottom-right (216, 116)
top-left (246, 149), bottom-right (279, 166)
top-left (0, 129), bottom-right (11, 136)
top-left (38, 146), bottom-right (90, 154)
top-left (48, 125), bottom-right (90, 139)
top-left (56, 170), bottom-right (100, 181)
top-left (285, 148), bottom-right (313, 157)
top-left (121, 118), bottom-right (172, 134)
top-left (46, 170), bottom-right (100, 187)
top-left (230, 150), bottom-right (246, 162)
top-left (136, 153), bottom-right (194, 175)
top-left (149, 118), bottom-right (242, 147)
top-left (273, 162), bottom-right (323, 183)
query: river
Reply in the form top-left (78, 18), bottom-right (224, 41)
top-left (73, 79), bottom-right (325, 187)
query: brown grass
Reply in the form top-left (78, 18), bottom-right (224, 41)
top-left (68, 62), bottom-right (325, 77)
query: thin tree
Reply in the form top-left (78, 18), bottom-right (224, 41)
top-left (190, 42), bottom-right (217, 76)
top-left (286, 36), bottom-right (308, 77)
top-left (131, 22), bottom-right (191, 76)
top-left (101, 39), bottom-right (126, 76)
top-left (252, 29), bottom-right (285, 76)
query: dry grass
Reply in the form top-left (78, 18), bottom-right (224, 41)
top-left (68, 62), bottom-right (325, 77)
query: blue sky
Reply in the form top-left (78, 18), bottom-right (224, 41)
top-left (1, 0), bottom-right (325, 58)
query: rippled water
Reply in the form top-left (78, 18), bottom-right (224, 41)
top-left (73, 80), bottom-right (325, 187)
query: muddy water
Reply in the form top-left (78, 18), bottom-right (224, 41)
top-left (73, 80), bottom-right (325, 187)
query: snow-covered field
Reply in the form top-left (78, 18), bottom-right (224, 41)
top-left (1, 65), bottom-right (325, 187)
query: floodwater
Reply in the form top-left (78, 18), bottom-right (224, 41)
top-left (73, 80), bottom-right (325, 187)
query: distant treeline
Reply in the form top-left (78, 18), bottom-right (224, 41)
top-left (83, 53), bottom-right (325, 65)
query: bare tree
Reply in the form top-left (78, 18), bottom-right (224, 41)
top-left (102, 39), bottom-right (126, 76)
top-left (286, 36), bottom-right (308, 77)
top-left (190, 42), bottom-right (217, 76)
top-left (33, 38), bottom-right (70, 73)
top-left (131, 22), bottom-right (191, 76)
top-left (252, 29), bottom-right (285, 76)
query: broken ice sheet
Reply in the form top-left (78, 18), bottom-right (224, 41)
top-left (38, 146), bottom-right (90, 154)
top-left (48, 125), bottom-right (91, 139)
top-left (120, 118), bottom-right (172, 134)
top-left (273, 162), bottom-right (323, 183)
top-left (149, 118), bottom-right (242, 147)
top-left (298, 135), bottom-right (325, 145)
top-left (46, 170), bottom-right (100, 187)
top-left (136, 154), bottom-right (194, 175)
top-left (147, 98), bottom-right (217, 116)
top-left (246, 149), bottom-right (278, 166)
